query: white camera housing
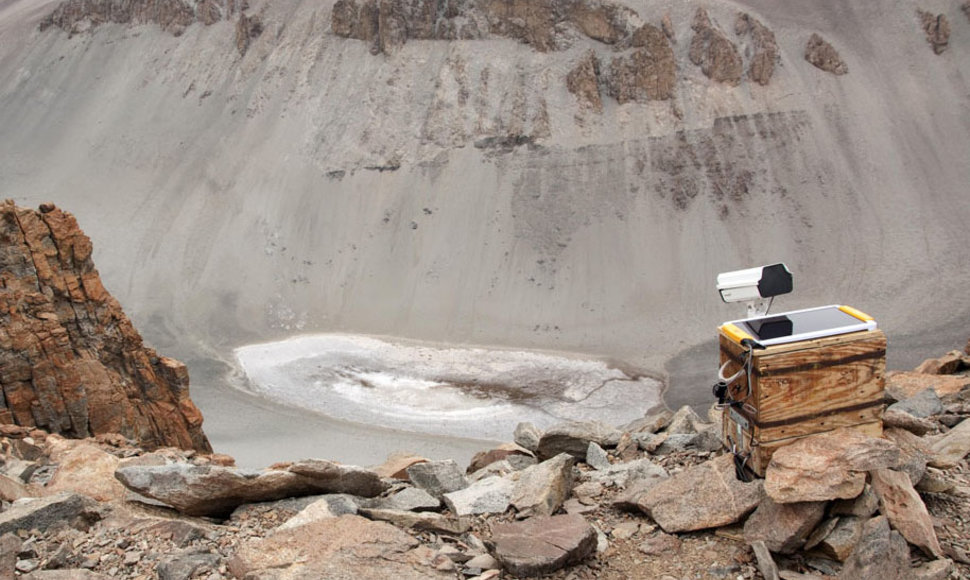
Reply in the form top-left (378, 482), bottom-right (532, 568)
top-left (717, 263), bottom-right (793, 317)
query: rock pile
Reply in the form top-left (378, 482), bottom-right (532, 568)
top-left (0, 202), bottom-right (211, 452)
top-left (1, 341), bottom-right (968, 578)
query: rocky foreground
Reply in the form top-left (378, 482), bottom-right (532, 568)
top-left (1, 344), bottom-right (969, 579)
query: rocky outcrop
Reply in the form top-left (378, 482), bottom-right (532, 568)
top-left (805, 33), bottom-right (848, 75)
top-left (735, 13), bottom-right (778, 85)
top-left (0, 202), bottom-right (210, 452)
top-left (689, 8), bottom-right (743, 86)
top-left (332, 0), bottom-right (639, 54)
top-left (39, 0), bottom-right (245, 36)
top-left (918, 10), bottom-right (950, 55)
top-left (606, 24), bottom-right (676, 102)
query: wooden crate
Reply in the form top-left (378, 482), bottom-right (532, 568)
top-left (719, 329), bottom-right (886, 476)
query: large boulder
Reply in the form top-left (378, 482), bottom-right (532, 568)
top-left (0, 202), bottom-right (210, 452)
top-left (490, 514), bottom-right (597, 576)
top-left (870, 468), bottom-right (943, 558)
top-left (115, 460), bottom-right (389, 517)
top-left (764, 429), bottom-right (899, 503)
top-left (227, 514), bottom-right (451, 579)
top-left (637, 454), bottom-right (763, 533)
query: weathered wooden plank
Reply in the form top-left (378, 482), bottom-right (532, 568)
top-left (717, 330), bottom-right (886, 423)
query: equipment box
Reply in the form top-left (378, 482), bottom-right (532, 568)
top-left (719, 323), bottom-right (886, 476)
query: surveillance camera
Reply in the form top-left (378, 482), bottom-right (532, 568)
top-left (717, 263), bottom-right (792, 317)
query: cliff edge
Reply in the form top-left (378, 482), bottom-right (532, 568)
top-left (0, 200), bottom-right (211, 452)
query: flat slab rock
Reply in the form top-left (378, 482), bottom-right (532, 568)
top-left (490, 514), bottom-right (597, 576)
top-left (115, 459), bottom-right (388, 517)
top-left (637, 454), bottom-right (763, 533)
top-left (228, 514), bottom-right (452, 579)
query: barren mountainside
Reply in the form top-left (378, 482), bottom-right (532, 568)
top-left (0, 0), bottom-right (968, 372)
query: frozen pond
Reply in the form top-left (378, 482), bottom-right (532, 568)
top-left (234, 334), bottom-right (662, 441)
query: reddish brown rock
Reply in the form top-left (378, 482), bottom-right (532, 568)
top-left (914, 351), bottom-right (964, 375)
top-left (764, 429), bottom-right (898, 503)
top-left (43, 438), bottom-right (126, 503)
top-left (870, 468), bottom-right (942, 558)
top-left (0, 201), bottom-right (210, 452)
top-left (689, 8), bottom-right (743, 85)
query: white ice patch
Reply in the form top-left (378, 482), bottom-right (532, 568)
top-left (233, 334), bottom-right (661, 441)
